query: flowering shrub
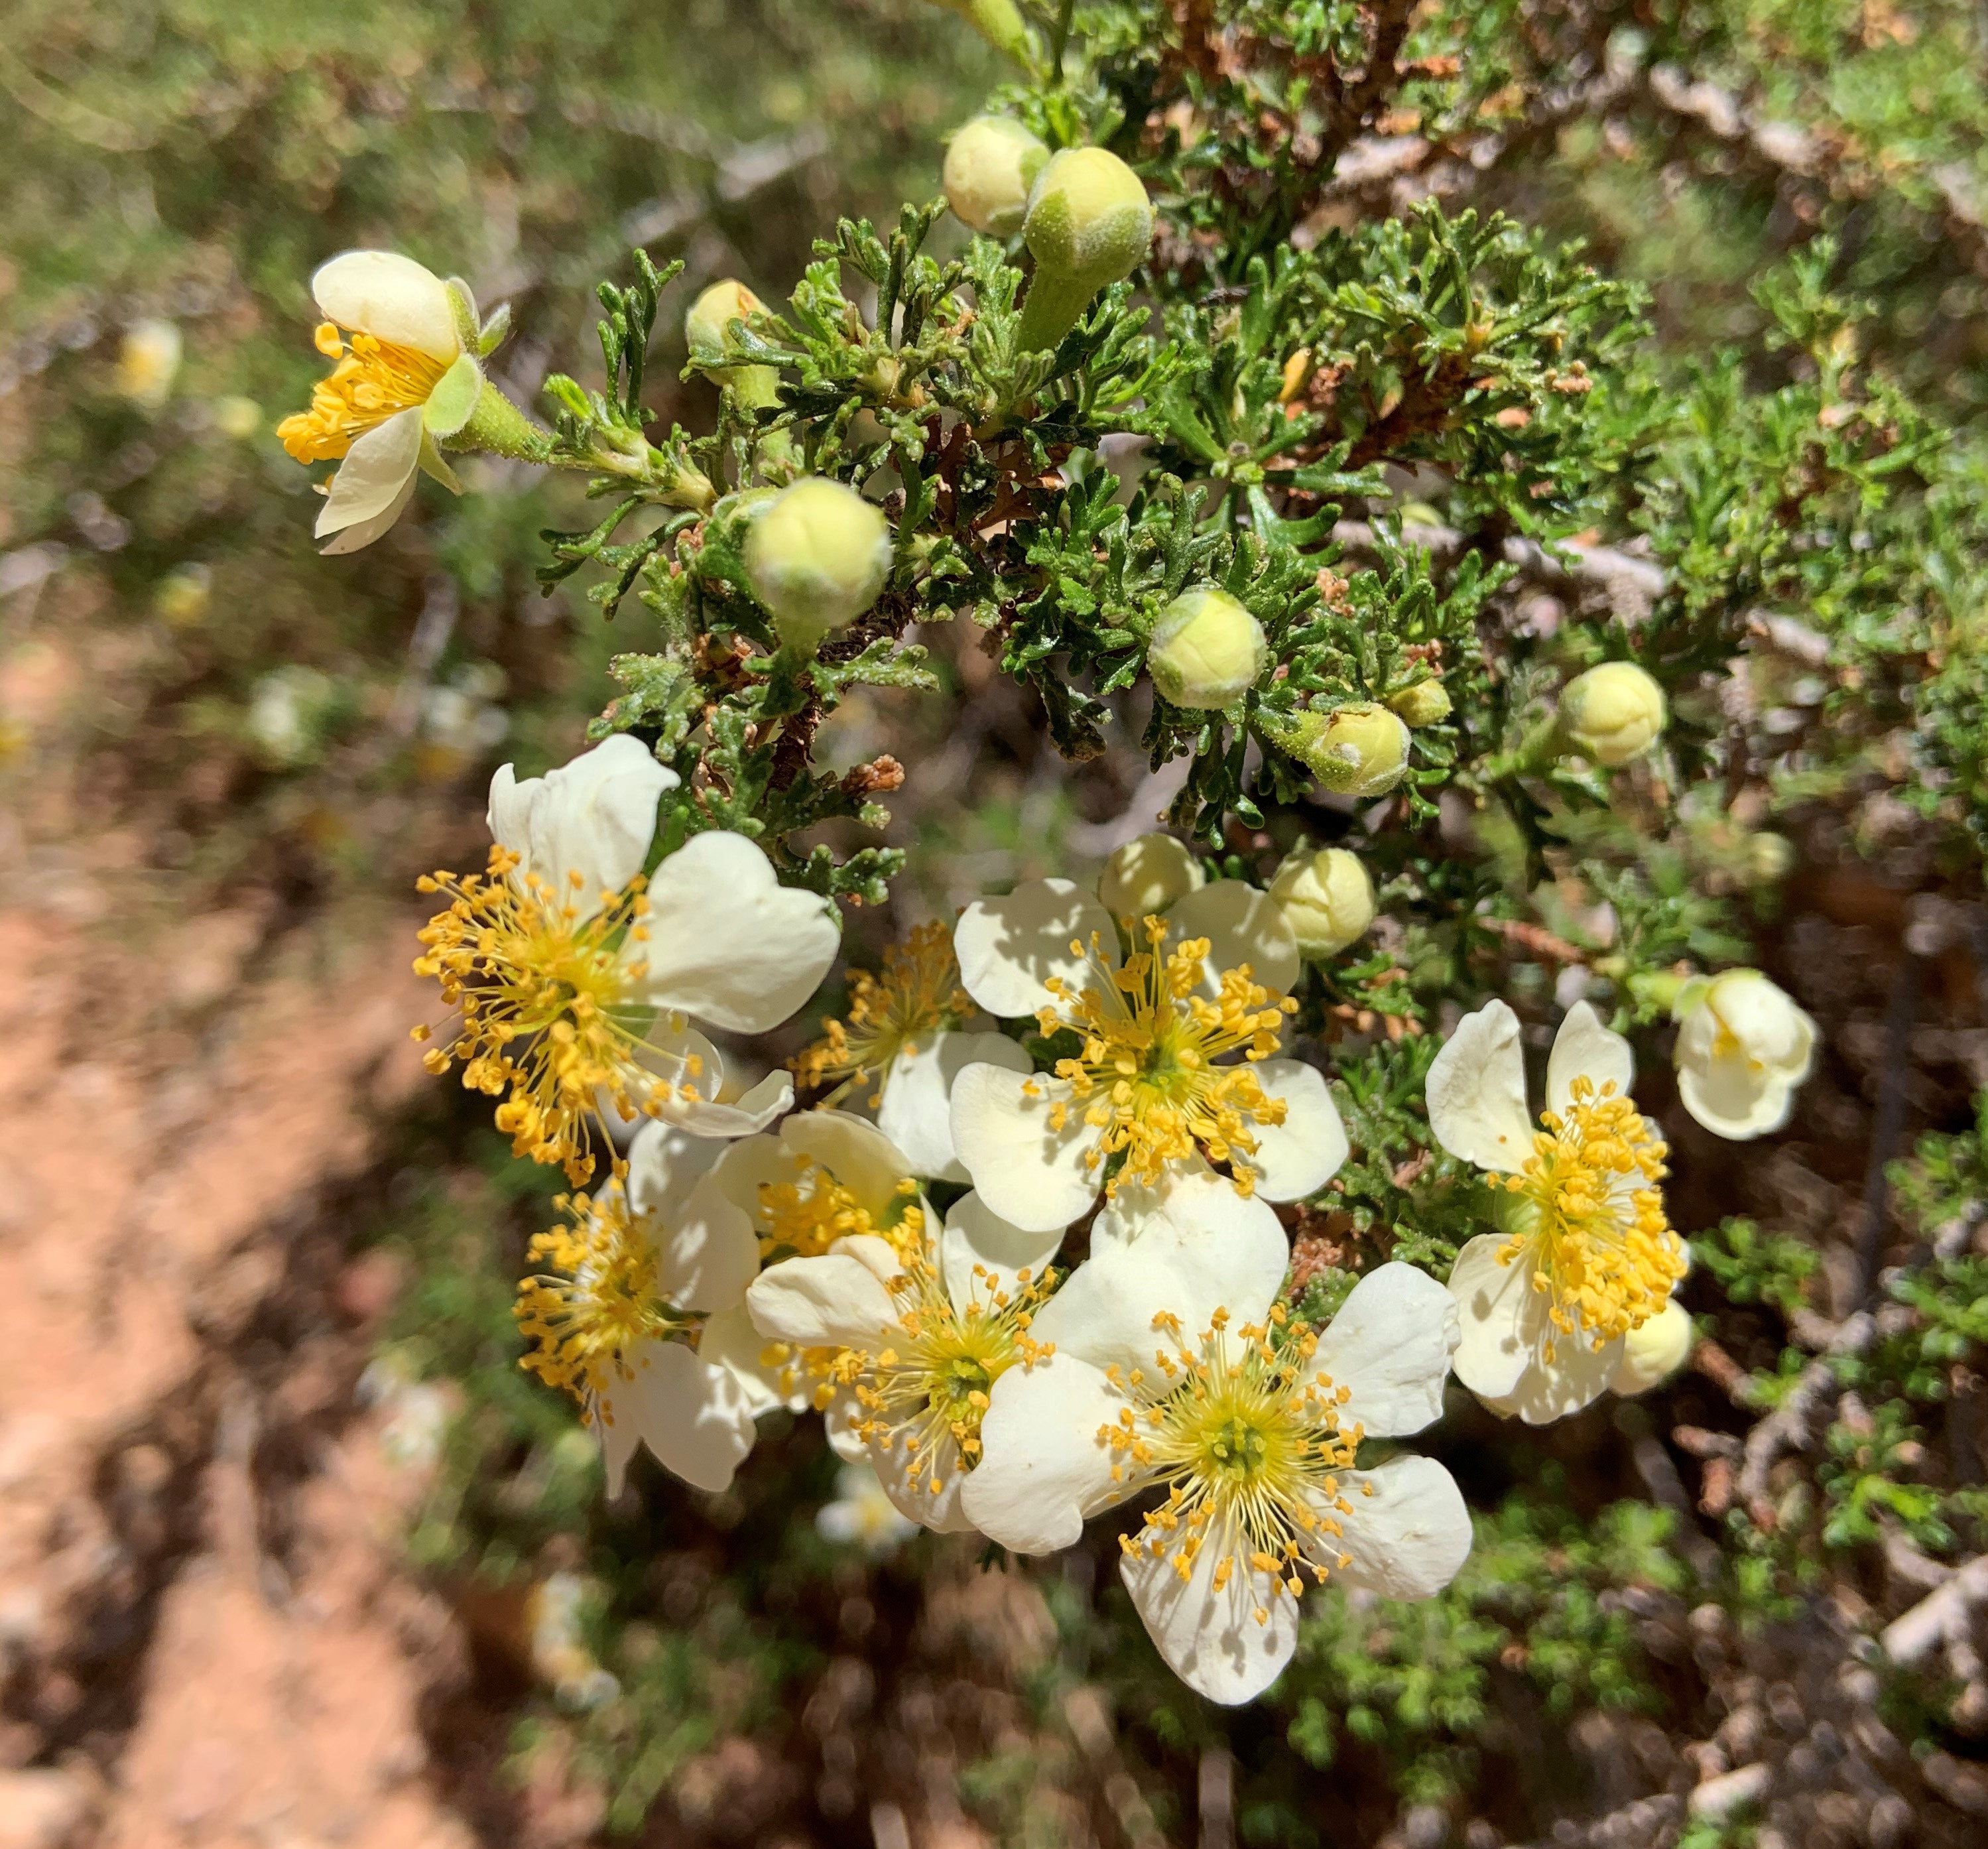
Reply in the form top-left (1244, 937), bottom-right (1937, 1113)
top-left (131, 0), bottom-right (1988, 1834)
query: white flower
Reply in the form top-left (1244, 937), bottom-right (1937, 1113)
top-left (947, 876), bottom-right (1345, 1232)
top-left (960, 1169), bottom-right (1469, 1705)
top-left (791, 921), bottom-right (1030, 1182)
top-left (1672, 969), bottom-right (1817, 1140)
top-left (817, 1462), bottom-right (919, 1556)
top-left (745, 1133), bottom-right (1066, 1535)
top-left (278, 251), bottom-right (477, 554)
top-left (1428, 1000), bottom-right (1686, 1425)
top-left (416, 733), bottom-right (841, 1182)
top-left (516, 1119), bottom-right (775, 1496)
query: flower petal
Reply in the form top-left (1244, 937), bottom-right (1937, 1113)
top-left (780, 1109), bottom-right (912, 1222)
top-left (698, 1302), bottom-right (808, 1415)
top-left (595, 1338), bottom-right (758, 1494)
top-left (867, 1432), bottom-right (979, 1535)
top-left (1546, 999), bottom-right (1634, 1115)
top-left (706, 1131), bottom-right (800, 1222)
top-left (1235, 1058), bottom-right (1347, 1202)
top-left (948, 1064), bottom-right (1103, 1234)
top-left (623, 1118), bottom-right (723, 1223)
top-left (954, 879), bottom-right (1116, 1018)
top-left (485, 733), bottom-right (676, 920)
top-left (1306, 1261), bottom-right (1459, 1438)
top-left (656, 1171), bottom-right (761, 1314)
top-left (1313, 1454), bottom-right (1472, 1600)
top-left (940, 1190), bottom-right (1066, 1315)
top-left (1678, 1062), bottom-right (1796, 1141)
top-left (877, 1030), bottom-right (1032, 1182)
top-left (1426, 1000), bottom-right (1534, 1173)
top-left (1119, 1521), bottom-right (1300, 1706)
top-left (1163, 879), bottom-right (1302, 999)
top-left (318, 466), bottom-right (418, 555)
top-left (1481, 1334), bottom-right (1621, 1425)
top-left (958, 1354), bottom-right (1131, 1553)
top-left (1031, 1168), bottom-right (1290, 1375)
top-left (746, 1251), bottom-right (899, 1352)
top-left (635, 1023), bottom-right (794, 1139)
top-left (637, 832), bottom-right (841, 1034)
top-left (312, 250), bottom-right (459, 359)
top-left (315, 405), bottom-right (422, 537)
top-left (1446, 1232), bottom-right (1539, 1399)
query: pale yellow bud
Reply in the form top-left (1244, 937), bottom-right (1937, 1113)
top-left (1673, 968), bottom-right (1817, 1141)
top-left (1608, 1299), bottom-right (1692, 1396)
top-left (744, 478), bottom-right (893, 651)
top-left (1558, 661), bottom-right (1666, 766)
top-left (684, 279), bottom-right (766, 359)
top-left (1147, 587), bottom-right (1267, 710)
top-left (1267, 846), bottom-right (1376, 959)
top-left (943, 117), bottom-right (1049, 236)
top-left (1015, 148), bottom-right (1154, 352)
top-left (1271, 702), bottom-right (1412, 798)
top-left (1387, 679), bottom-right (1452, 728)
top-left (214, 395), bottom-right (263, 439)
top-left (1097, 833), bottom-right (1204, 920)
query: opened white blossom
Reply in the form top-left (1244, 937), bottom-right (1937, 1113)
top-left (414, 733), bottom-right (841, 1183)
top-left (1429, 999), bottom-right (1686, 1424)
top-left (745, 1129), bottom-right (1066, 1533)
top-left (279, 251), bottom-right (481, 553)
top-left (515, 1119), bottom-right (778, 1496)
top-left (948, 875), bottom-right (1345, 1232)
top-left (817, 1461), bottom-right (920, 1556)
top-left (961, 1169), bottom-right (1469, 1704)
top-left (792, 922), bottom-right (1030, 1182)
top-left (1672, 968), bottom-right (1817, 1140)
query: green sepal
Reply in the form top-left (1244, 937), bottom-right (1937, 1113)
top-left (477, 301), bottom-right (512, 359)
top-left (418, 430), bottom-right (463, 494)
top-left (444, 277), bottom-right (481, 353)
top-left (422, 351), bottom-right (483, 439)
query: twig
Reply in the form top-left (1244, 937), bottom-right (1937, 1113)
top-left (1736, 1309), bottom-right (1877, 1526)
top-left (1856, 952), bottom-right (1922, 1299)
top-left (1881, 1553), bottom-right (1988, 1667)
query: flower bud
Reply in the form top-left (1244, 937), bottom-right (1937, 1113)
top-left (1673, 968), bottom-right (1817, 1141)
top-left (1387, 679), bottom-right (1452, 728)
top-left (1268, 846), bottom-right (1376, 960)
top-left (1098, 833), bottom-right (1204, 921)
top-left (1271, 702), bottom-right (1412, 798)
top-left (684, 279), bottom-right (765, 361)
top-left (1015, 148), bottom-right (1154, 353)
top-left (1607, 1298), bottom-right (1692, 1396)
top-left (743, 478), bottom-right (893, 650)
top-left (1558, 661), bottom-right (1666, 767)
top-left (943, 117), bottom-right (1049, 237)
top-left (1147, 587), bottom-right (1267, 710)
top-left (117, 318), bottom-right (182, 411)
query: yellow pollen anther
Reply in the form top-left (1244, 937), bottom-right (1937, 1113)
top-left (792, 923), bottom-right (967, 1108)
top-left (279, 326), bottom-right (450, 464)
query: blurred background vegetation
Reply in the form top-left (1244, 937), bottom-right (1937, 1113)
top-left (3, 2), bottom-right (1987, 1846)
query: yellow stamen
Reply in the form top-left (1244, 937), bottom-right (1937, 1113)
top-left (515, 1186), bottom-right (692, 1404)
top-left (413, 846), bottom-right (692, 1186)
top-left (1497, 1074), bottom-right (1684, 1360)
top-left (1103, 1312), bottom-right (1358, 1619)
top-left (279, 324), bottom-right (448, 464)
top-left (757, 1159), bottom-right (879, 1260)
top-left (792, 922), bottom-right (966, 1107)
top-left (1038, 916), bottom-right (1297, 1196)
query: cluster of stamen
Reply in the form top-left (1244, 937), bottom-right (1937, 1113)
top-left (278, 321), bottom-right (448, 463)
top-left (412, 846), bottom-right (694, 1186)
top-left (782, 1208), bottom-right (1054, 1505)
top-left (1033, 916), bottom-right (1296, 1196)
top-left (792, 922), bottom-right (967, 1107)
top-left (1500, 1074), bottom-right (1682, 1361)
top-left (755, 1159), bottom-right (890, 1261)
top-left (1105, 1306), bottom-right (1363, 1624)
top-left (515, 1186), bottom-right (691, 1407)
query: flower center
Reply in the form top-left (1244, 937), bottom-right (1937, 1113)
top-left (832, 1234), bottom-right (1052, 1501)
top-left (756, 1161), bottom-right (923, 1260)
top-left (792, 921), bottom-right (967, 1107)
top-left (278, 322), bottom-right (450, 464)
top-left (1501, 1074), bottom-right (1683, 1360)
top-left (1104, 1308), bottom-right (1362, 1623)
top-left (1036, 917), bottom-right (1296, 1196)
top-left (515, 1187), bottom-right (692, 1404)
top-left (413, 847), bottom-right (695, 1186)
